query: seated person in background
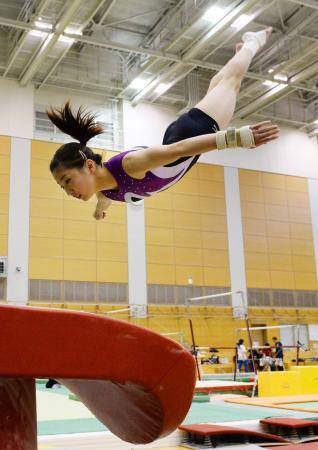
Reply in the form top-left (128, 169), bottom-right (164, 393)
top-left (201, 348), bottom-right (220, 365)
top-left (272, 337), bottom-right (284, 371)
top-left (259, 343), bottom-right (274, 371)
top-left (248, 348), bottom-right (262, 371)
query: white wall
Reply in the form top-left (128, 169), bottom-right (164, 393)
top-left (0, 79), bottom-right (34, 139)
top-left (123, 101), bottom-right (178, 147)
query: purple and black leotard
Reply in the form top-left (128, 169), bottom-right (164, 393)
top-left (101, 108), bottom-right (219, 204)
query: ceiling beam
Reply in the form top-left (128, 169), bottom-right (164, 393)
top-left (19, 0), bottom-right (82, 86)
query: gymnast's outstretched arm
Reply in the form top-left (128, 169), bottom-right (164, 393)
top-left (123, 121), bottom-right (279, 178)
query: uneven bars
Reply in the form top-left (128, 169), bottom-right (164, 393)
top-left (186, 290), bottom-right (241, 303)
top-left (105, 307), bottom-right (135, 315)
top-left (238, 324), bottom-right (298, 331)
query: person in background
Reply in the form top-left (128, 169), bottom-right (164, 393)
top-left (272, 337), bottom-right (284, 371)
top-left (237, 339), bottom-right (249, 373)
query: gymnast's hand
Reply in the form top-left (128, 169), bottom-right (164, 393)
top-left (93, 209), bottom-right (106, 220)
top-left (250, 121), bottom-right (279, 147)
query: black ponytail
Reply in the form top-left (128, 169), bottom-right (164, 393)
top-left (47, 101), bottom-right (105, 172)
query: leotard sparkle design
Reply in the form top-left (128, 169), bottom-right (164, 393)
top-left (102, 149), bottom-right (199, 203)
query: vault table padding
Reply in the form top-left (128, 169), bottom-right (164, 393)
top-left (0, 304), bottom-right (196, 445)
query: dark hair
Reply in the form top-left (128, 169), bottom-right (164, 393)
top-left (237, 339), bottom-right (244, 346)
top-left (47, 101), bottom-right (105, 172)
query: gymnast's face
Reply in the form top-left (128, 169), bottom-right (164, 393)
top-left (53, 160), bottom-right (97, 201)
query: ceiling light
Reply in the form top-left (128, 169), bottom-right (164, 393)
top-left (202, 6), bottom-right (226, 22)
top-left (128, 77), bottom-right (150, 90)
top-left (29, 30), bottom-right (47, 38)
top-left (267, 68), bottom-right (274, 73)
top-left (314, 119), bottom-right (318, 124)
top-left (263, 80), bottom-right (278, 88)
top-left (154, 83), bottom-right (171, 95)
top-left (34, 20), bottom-right (52, 30)
top-left (231, 14), bottom-right (252, 29)
top-left (274, 73), bottom-right (288, 83)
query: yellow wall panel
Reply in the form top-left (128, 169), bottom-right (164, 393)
top-left (63, 199), bottom-right (96, 220)
top-left (175, 247), bottom-right (202, 266)
top-left (201, 214), bottom-right (227, 232)
top-left (31, 158), bottom-right (51, 175)
top-left (0, 238), bottom-right (7, 255)
top-left (198, 180), bottom-right (224, 198)
top-left (243, 218), bottom-right (267, 235)
top-left (288, 206), bottom-right (311, 224)
top-left (29, 258), bottom-right (63, 280)
top-left (268, 239), bottom-right (292, 256)
top-left (246, 270), bottom-right (271, 288)
top-left (146, 245), bottom-right (174, 264)
top-left (265, 204), bottom-right (289, 221)
top-left (239, 169), bottom-right (262, 186)
top-left (262, 173), bottom-right (286, 189)
top-left (30, 217), bottom-right (63, 238)
top-left (0, 194), bottom-right (8, 213)
top-left (203, 267), bottom-right (230, 286)
top-left (30, 237), bottom-right (63, 258)
top-left (174, 229), bottom-right (202, 248)
top-left (146, 192), bottom-right (173, 210)
top-left (174, 211), bottom-right (201, 230)
top-left (264, 189), bottom-right (287, 205)
top-left (203, 249), bottom-right (229, 267)
top-left (271, 267), bottom-right (294, 287)
top-left (292, 255), bottom-right (316, 272)
top-left (201, 231), bottom-right (228, 250)
top-left (97, 242), bottom-right (127, 262)
top-left (0, 214), bottom-right (8, 236)
top-left (64, 259), bottom-right (96, 282)
top-left (105, 204), bottom-right (126, 223)
top-left (63, 220), bottom-right (96, 241)
top-left (244, 235), bottom-right (268, 253)
top-left (269, 254), bottom-right (293, 271)
top-left (294, 272), bottom-right (317, 290)
top-left (266, 220), bottom-right (290, 238)
top-left (287, 191), bottom-right (309, 207)
top-left (30, 198), bottom-right (63, 219)
top-left (145, 209), bottom-right (174, 228)
top-left (32, 140), bottom-right (59, 159)
top-left (147, 264), bottom-right (175, 284)
top-left (30, 178), bottom-right (63, 199)
top-left (0, 136), bottom-right (10, 155)
top-left (197, 164), bottom-right (224, 181)
top-left (290, 223), bottom-right (313, 240)
top-left (0, 154), bottom-right (10, 174)
top-left (176, 266), bottom-right (203, 285)
top-left (291, 239), bottom-right (314, 256)
top-left (199, 196), bottom-right (226, 214)
top-left (245, 252), bottom-right (270, 270)
top-left (0, 175), bottom-right (9, 194)
top-left (172, 194), bottom-right (200, 212)
top-left (97, 261), bottom-right (128, 283)
top-left (241, 202), bottom-right (265, 219)
top-left (146, 227), bottom-right (174, 246)
top-left (64, 240), bottom-right (96, 260)
top-left (169, 177), bottom-right (199, 195)
top-left (240, 186), bottom-right (264, 203)
top-left (96, 223), bottom-right (127, 243)
top-left (285, 176), bottom-right (307, 192)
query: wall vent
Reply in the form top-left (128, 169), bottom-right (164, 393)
top-left (0, 257), bottom-right (7, 277)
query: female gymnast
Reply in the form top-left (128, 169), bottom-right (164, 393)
top-left (48, 28), bottom-right (279, 220)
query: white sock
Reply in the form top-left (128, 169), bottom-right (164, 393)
top-left (241, 29), bottom-right (269, 58)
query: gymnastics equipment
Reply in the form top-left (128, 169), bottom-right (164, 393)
top-left (186, 290), bottom-right (256, 380)
top-left (179, 424), bottom-right (289, 447)
top-left (0, 304), bottom-right (196, 449)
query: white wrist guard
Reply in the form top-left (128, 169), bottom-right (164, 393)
top-left (216, 126), bottom-right (255, 150)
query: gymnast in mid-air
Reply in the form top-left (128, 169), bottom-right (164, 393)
top-left (48, 28), bottom-right (279, 218)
